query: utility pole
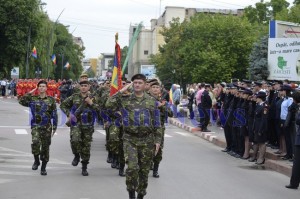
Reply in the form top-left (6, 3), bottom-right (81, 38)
top-left (47, 9), bottom-right (65, 79)
top-left (25, 25), bottom-right (31, 79)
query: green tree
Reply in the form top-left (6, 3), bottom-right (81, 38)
top-left (248, 36), bottom-right (270, 80)
top-left (0, 0), bottom-right (43, 78)
top-left (244, 0), bottom-right (270, 24)
top-left (269, 0), bottom-right (290, 18)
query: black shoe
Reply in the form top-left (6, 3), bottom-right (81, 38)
top-left (285, 185), bottom-right (298, 189)
top-left (221, 148), bottom-right (229, 152)
top-left (128, 190), bottom-right (136, 199)
top-left (241, 156), bottom-right (250, 160)
top-left (137, 194), bottom-right (144, 199)
top-left (153, 163), bottom-right (160, 178)
top-left (40, 161), bottom-right (47, 176)
top-left (119, 168), bottom-right (125, 177)
top-left (32, 155), bottom-right (40, 170)
top-left (202, 129), bottom-right (211, 132)
top-left (82, 163), bottom-right (89, 176)
top-left (106, 152), bottom-right (112, 163)
top-left (248, 157), bottom-right (257, 162)
top-left (72, 154), bottom-right (80, 166)
top-left (111, 155), bottom-right (117, 168)
top-left (234, 154), bottom-right (241, 159)
top-left (282, 155), bottom-right (292, 160)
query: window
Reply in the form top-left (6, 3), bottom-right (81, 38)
top-left (144, 50), bottom-right (148, 55)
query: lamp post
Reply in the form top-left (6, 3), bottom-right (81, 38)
top-left (47, 9), bottom-right (65, 79)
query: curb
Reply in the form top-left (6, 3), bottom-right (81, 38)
top-left (168, 118), bottom-right (292, 177)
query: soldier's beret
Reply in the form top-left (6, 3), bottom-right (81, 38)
top-left (37, 80), bottom-right (47, 87)
top-left (150, 81), bottom-right (160, 87)
top-left (80, 73), bottom-right (88, 78)
top-left (243, 88), bottom-right (253, 95)
top-left (131, 73), bottom-right (147, 82)
top-left (274, 80), bottom-right (283, 84)
top-left (79, 80), bottom-right (90, 85)
top-left (254, 81), bottom-right (263, 86)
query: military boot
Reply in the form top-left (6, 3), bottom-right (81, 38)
top-left (40, 161), bottom-right (47, 176)
top-left (153, 163), bottom-right (160, 178)
top-left (82, 162), bottom-right (89, 176)
top-left (128, 190), bottom-right (136, 199)
top-left (72, 153), bottom-right (80, 166)
top-left (32, 155), bottom-right (40, 170)
top-left (111, 154), bottom-right (117, 168)
top-left (106, 151), bottom-right (113, 163)
top-left (137, 194), bottom-right (144, 199)
top-left (119, 164), bottom-right (125, 177)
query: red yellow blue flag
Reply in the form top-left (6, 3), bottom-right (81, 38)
top-left (110, 33), bottom-right (122, 96)
top-left (31, 46), bottom-right (37, 59)
top-left (51, 54), bottom-right (56, 65)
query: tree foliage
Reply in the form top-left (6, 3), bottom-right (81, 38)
top-left (0, 0), bottom-right (85, 80)
top-left (151, 14), bottom-right (261, 85)
top-left (249, 35), bottom-right (270, 81)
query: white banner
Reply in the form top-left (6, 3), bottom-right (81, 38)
top-left (10, 67), bottom-right (19, 79)
top-left (268, 38), bottom-right (300, 81)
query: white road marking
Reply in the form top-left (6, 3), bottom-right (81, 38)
top-left (174, 132), bottom-right (193, 137)
top-left (14, 129), bottom-right (28, 135)
top-left (24, 109), bottom-right (30, 114)
top-left (0, 179), bottom-right (15, 184)
top-left (164, 134), bottom-right (172, 138)
top-left (97, 130), bottom-right (106, 135)
top-left (0, 171), bottom-right (35, 176)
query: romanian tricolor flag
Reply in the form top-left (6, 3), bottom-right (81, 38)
top-left (31, 46), bottom-right (37, 59)
top-left (169, 84), bottom-right (174, 104)
top-left (110, 33), bottom-right (122, 96)
top-left (51, 54), bottom-right (56, 65)
top-left (64, 62), bottom-right (70, 69)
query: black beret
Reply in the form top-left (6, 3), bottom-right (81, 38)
top-left (79, 80), bottom-right (90, 85)
top-left (131, 74), bottom-right (146, 82)
top-left (243, 88), bottom-right (253, 95)
top-left (254, 81), bottom-right (263, 86)
top-left (37, 80), bottom-right (47, 87)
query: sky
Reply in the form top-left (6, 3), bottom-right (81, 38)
top-left (42, 0), bottom-right (295, 58)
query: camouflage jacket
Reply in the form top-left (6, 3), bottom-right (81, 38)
top-left (149, 94), bottom-right (173, 126)
top-left (60, 93), bottom-right (100, 127)
top-left (19, 94), bottom-right (58, 129)
top-left (105, 92), bottom-right (163, 144)
top-left (94, 87), bottom-right (110, 109)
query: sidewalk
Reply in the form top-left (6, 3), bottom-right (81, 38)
top-left (168, 115), bottom-right (293, 177)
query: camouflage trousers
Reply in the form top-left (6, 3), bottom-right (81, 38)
top-left (108, 125), bottom-right (125, 166)
top-left (124, 134), bottom-right (154, 196)
top-left (153, 128), bottom-right (165, 164)
top-left (31, 125), bottom-right (52, 162)
top-left (70, 126), bottom-right (94, 164)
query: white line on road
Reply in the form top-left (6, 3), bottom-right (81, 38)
top-left (164, 134), bottom-right (172, 138)
top-left (14, 129), bottom-right (28, 135)
top-left (0, 171), bottom-right (35, 176)
top-left (24, 109), bottom-right (30, 114)
top-left (174, 132), bottom-right (193, 137)
top-left (0, 153), bottom-right (32, 157)
top-left (97, 130), bottom-right (106, 135)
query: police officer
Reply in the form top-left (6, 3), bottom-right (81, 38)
top-left (60, 80), bottom-right (100, 176)
top-left (106, 74), bottom-right (162, 199)
top-left (19, 80), bottom-right (58, 175)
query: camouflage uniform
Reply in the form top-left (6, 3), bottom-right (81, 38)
top-left (105, 92), bottom-right (162, 196)
top-left (150, 95), bottom-right (173, 175)
top-left (60, 93), bottom-right (100, 164)
top-left (19, 94), bottom-right (57, 162)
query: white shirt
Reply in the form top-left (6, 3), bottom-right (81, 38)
top-left (1, 80), bottom-right (7, 86)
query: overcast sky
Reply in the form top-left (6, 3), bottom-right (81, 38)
top-left (42, 0), bottom-right (295, 58)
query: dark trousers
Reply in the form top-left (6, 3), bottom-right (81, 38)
top-left (1, 86), bottom-right (5, 96)
top-left (224, 125), bottom-right (232, 150)
top-left (284, 125), bottom-right (293, 158)
top-left (238, 128), bottom-right (245, 156)
top-left (268, 118), bottom-right (278, 146)
top-left (199, 108), bottom-right (210, 129)
top-left (188, 106), bottom-right (194, 119)
top-left (290, 145), bottom-right (300, 187)
top-left (231, 126), bottom-right (238, 153)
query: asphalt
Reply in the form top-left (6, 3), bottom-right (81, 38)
top-left (169, 108), bottom-right (294, 177)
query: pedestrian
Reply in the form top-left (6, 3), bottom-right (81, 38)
top-left (106, 74), bottom-right (162, 199)
top-left (1, 78), bottom-right (7, 96)
top-left (187, 88), bottom-right (195, 119)
top-left (18, 80), bottom-right (58, 175)
top-left (285, 90), bottom-right (300, 190)
top-left (60, 80), bottom-right (100, 176)
top-left (200, 84), bottom-right (212, 132)
top-left (172, 84), bottom-right (181, 117)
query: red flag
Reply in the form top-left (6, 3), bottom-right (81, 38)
top-left (110, 33), bottom-right (122, 96)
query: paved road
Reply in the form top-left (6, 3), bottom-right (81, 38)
top-left (0, 98), bottom-right (299, 199)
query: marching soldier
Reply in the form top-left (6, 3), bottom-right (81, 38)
top-left (149, 80), bottom-right (173, 178)
top-left (60, 80), bottom-right (100, 176)
top-left (106, 74), bottom-right (163, 199)
top-left (18, 80), bottom-right (57, 175)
